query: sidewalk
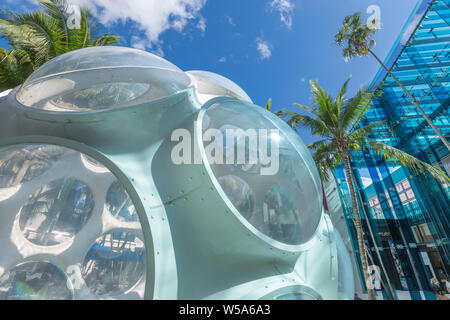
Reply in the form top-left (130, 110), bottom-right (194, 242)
top-left (357, 290), bottom-right (450, 300)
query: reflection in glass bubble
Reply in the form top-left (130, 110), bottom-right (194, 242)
top-left (218, 175), bottom-right (255, 219)
top-left (82, 231), bottom-right (145, 297)
top-left (51, 82), bottom-right (150, 111)
top-left (19, 178), bottom-right (94, 246)
top-left (272, 292), bottom-right (316, 300)
top-left (106, 181), bottom-right (137, 222)
top-left (187, 70), bottom-right (253, 103)
top-left (16, 46), bottom-right (190, 111)
top-left (0, 145), bottom-right (64, 188)
top-left (0, 261), bottom-right (72, 300)
top-left (261, 186), bottom-right (301, 244)
top-left (202, 100), bottom-right (322, 245)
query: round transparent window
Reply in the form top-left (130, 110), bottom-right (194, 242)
top-left (261, 186), bottom-right (301, 244)
top-left (106, 181), bottom-right (138, 222)
top-left (0, 145), bottom-right (64, 190)
top-left (218, 175), bottom-right (255, 219)
top-left (201, 99), bottom-right (323, 245)
top-left (0, 261), bottom-right (72, 300)
top-left (0, 144), bottom-right (147, 300)
top-left (19, 177), bottom-right (94, 246)
top-left (82, 231), bottom-right (146, 297)
top-left (187, 70), bottom-right (252, 103)
top-left (16, 46), bottom-right (191, 111)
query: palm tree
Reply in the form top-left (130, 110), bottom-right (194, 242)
top-left (0, 46), bottom-right (34, 91)
top-left (0, 0), bottom-right (119, 90)
top-left (313, 143), bottom-right (398, 300)
top-left (335, 12), bottom-right (450, 152)
top-left (277, 77), bottom-right (450, 300)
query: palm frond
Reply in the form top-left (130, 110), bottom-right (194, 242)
top-left (348, 120), bottom-right (386, 141)
top-left (335, 75), bottom-right (352, 116)
top-left (362, 138), bottom-right (450, 184)
top-left (308, 139), bottom-right (331, 152)
top-left (293, 102), bottom-right (321, 118)
top-left (40, 0), bottom-right (70, 49)
top-left (93, 34), bottom-right (119, 46)
top-left (265, 98), bottom-right (272, 111)
top-left (310, 79), bottom-right (338, 128)
top-left (310, 142), bottom-right (340, 182)
top-left (340, 87), bottom-right (373, 130)
top-left (278, 109), bottom-right (332, 137)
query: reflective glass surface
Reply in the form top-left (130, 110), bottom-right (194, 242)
top-left (106, 181), bottom-right (138, 222)
top-left (201, 99), bottom-right (322, 245)
top-left (187, 70), bottom-right (252, 103)
top-left (82, 231), bottom-right (145, 297)
top-left (335, 232), bottom-right (355, 300)
top-left (0, 261), bottom-right (72, 300)
top-left (0, 144), bottom-right (146, 300)
top-left (272, 292), bottom-right (317, 300)
top-left (16, 46), bottom-right (190, 111)
top-left (19, 178), bottom-right (94, 246)
top-left (218, 175), bottom-right (255, 219)
top-left (24, 46), bottom-right (182, 80)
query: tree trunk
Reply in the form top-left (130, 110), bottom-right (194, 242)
top-left (349, 166), bottom-right (398, 300)
top-left (342, 153), bottom-right (376, 300)
top-left (369, 49), bottom-right (450, 152)
top-left (330, 167), bottom-right (397, 299)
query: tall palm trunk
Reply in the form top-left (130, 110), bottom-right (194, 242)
top-left (349, 166), bottom-right (398, 300)
top-left (330, 167), bottom-right (397, 300)
top-left (368, 49), bottom-right (450, 152)
top-left (342, 152), bottom-right (376, 300)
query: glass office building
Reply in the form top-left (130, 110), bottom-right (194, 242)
top-left (334, 0), bottom-right (450, 300)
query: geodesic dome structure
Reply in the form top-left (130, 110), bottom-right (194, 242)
top-left (0, 46), bottom-right (354, 300)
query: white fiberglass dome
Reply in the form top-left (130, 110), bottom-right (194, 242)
top-left (16, 46), bottom-right (191, 112)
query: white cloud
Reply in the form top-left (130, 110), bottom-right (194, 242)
top-left (130, 36), bottom-right (147, 51)
top-left (218, 57), bottom-right (227, 63)
top-left (269, 0), bottom-right (295, 29)
top-left (69, 0), bottom-right (207, 52)
top-left (197, 17), bottom-right (207, 33)
top-left (224, 15), bottom-right (235, 26)
top-left (256, 38), bottom-right (272, 60)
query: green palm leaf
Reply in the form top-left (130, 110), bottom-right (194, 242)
top-left (362, 138), bottom-right (450, 184)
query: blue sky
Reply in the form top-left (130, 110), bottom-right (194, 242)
top-left (1, 0), bottom-right (420, 145)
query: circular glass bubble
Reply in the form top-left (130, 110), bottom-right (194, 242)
top-left (82, 231), bottom-right (146, 297)
top-left (261, 185), bottom-right (301, 244)
top-left (16, 46), bottom-right (191, 111)
top-left (19, 177), bottom-right (94, 246)
top-left (187, 70), bottom-right (252, 103)
top-left (106, 181), bottom-right (138, 222)
top-left (0, 261), bottom-right (72, 300)
top-left (218, 175), bottom-right (255, 220)
top-left (200, 99), bottom-right (323, 245)
top-left (0, 145), bottom-right (64, 189)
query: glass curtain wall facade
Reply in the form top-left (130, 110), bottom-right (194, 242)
top-left (335, 0), bottom-right (450, 300)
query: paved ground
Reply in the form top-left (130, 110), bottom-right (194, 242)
top-left (357, 290), bottom-right (450, 300)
